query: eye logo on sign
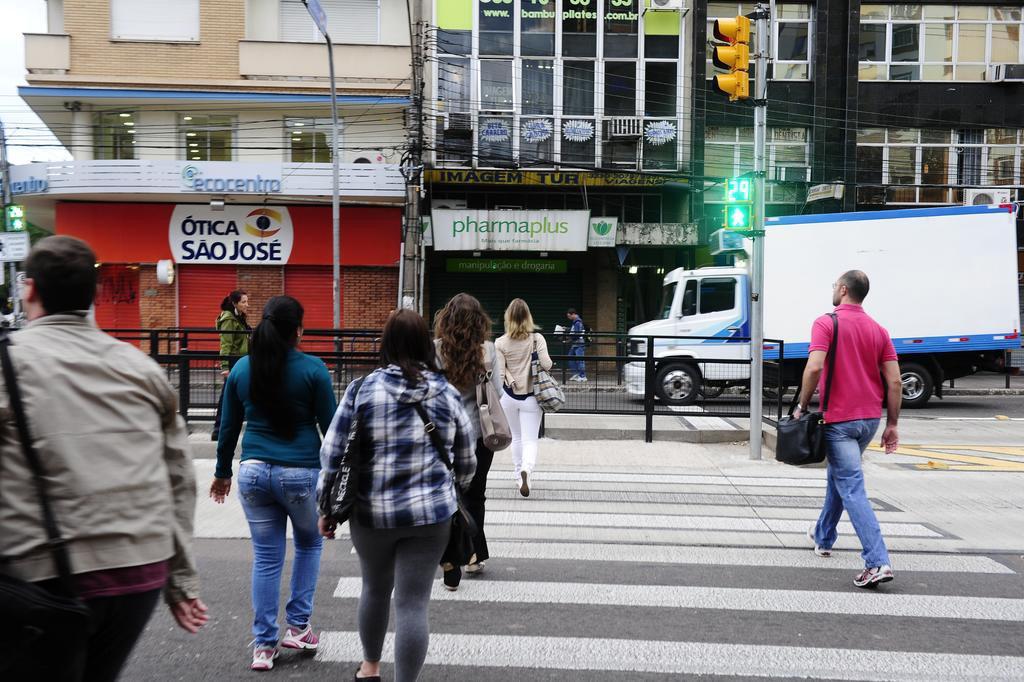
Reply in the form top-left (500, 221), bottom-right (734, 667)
top-left (245, 208), bottom-right (284, 239)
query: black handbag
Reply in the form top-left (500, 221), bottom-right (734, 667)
top-left (775, 313), bottom-right (839, 466)
top-left (411, 401), bottom-right (478, 568)
top-left (0, 331), bottom-right (92, 679)
top-left (318, 377), bottom-right (367, 524)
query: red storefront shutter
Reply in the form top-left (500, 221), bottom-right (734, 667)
top-left (178, 265), bottom-right (238, 350)
top-left (94, 265), bottom-right (141, 333)
top-left (285, 265), bottom-right (337, 330)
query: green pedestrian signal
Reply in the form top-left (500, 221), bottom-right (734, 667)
top-left (5, 205), bottom-right (26, 232)
top-left (724, 204), bottom-right (752, 230)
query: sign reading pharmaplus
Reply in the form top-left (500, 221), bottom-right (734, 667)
top-left (431, 210), bottom-right (590, 251)
top-left (180, 163), bottom-right (282, 193)
top-left (169, 206), bottom-right (294, 264)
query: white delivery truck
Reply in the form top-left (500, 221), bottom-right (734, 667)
top-left (625, 204), bottom-right (1021, 408)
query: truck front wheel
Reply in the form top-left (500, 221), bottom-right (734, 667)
top-left (655, 363), bottom-right (701, 406)
top-left (900, 362), bottom-right (934, 409)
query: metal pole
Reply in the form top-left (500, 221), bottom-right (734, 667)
top-left (327, 36), bottom-right (341, 330)
top-left (0, 120), bottom-right (21, 322)
top-left (749, 5), bottom-right (769, 460)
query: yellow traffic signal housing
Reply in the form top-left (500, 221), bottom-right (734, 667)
top-left (712, 43), bottom-right (749, 71)
top-left (713, 71), bottom-right (750, 101)
top-left (713, 16), bottom-right (751, 44)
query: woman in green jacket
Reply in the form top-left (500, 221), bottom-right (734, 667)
top-left (213, 289), bottom-right (250, 440)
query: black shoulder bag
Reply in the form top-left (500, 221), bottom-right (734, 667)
top-left (319, 377), bottom-right (367, 524)
top-left (411, 402), bottom-right (478, 568)
top-left (0, 331), bottom-right (91, 678)
top-left (775, 313), bottom-right (838, 466)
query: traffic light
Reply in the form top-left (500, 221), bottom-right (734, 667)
top-left (722, 177), bottom-right (754, 231)
top-left (710, 16), bottom-right (751, 101)
top-left (4, 205), bottom-right (25, 232)
top-left (724, 204), bottom-right (752, 230)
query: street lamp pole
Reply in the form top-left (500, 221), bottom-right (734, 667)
top-left (303, 0), bottom-right (342, 329)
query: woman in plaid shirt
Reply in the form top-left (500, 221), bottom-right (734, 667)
top-left (319, 310), bottom-right (475, 682)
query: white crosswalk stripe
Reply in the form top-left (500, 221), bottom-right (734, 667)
top-left (316, 633), bottom-right (1024, 681)
top-left (191, 460), bottom-right (1024, 679)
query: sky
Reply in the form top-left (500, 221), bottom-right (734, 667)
top-left (0, 0), bottom-right (71, 164)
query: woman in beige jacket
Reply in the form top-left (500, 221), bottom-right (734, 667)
top-left (494, 298), bottom-right (552, 497)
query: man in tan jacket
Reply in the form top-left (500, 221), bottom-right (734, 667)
top-left (0, 236), bottom-right (207, 680)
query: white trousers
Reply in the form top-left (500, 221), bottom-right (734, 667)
top-left (500, 393), bottom-right (542, 476)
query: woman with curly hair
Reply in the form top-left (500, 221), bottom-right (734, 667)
top-left (433, 293), bottom-right (503, 591)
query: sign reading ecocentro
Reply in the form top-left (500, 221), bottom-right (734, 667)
top-left (431, 210), bottom-right (590, 251)
top-left (180, 162), bottom-right (282, 193)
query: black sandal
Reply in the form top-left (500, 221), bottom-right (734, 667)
top-left (354, 667), bottom-right (382, 681)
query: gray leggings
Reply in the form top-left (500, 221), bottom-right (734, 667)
top-left (349, 517), bottom-right (450, 682)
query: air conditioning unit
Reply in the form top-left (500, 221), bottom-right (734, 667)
top-left (604, 117), bottom-right (643, 138)
top-left (987, 64), bottom-right (1024, 82)
top-left (445, 112), bottom-right (473, 131)
top-left (350, 150), bottom-right (386, 164)
top-left (774, 166), bottom-right (808, 182)
top-left (964, 188), bottom-right (1013, 206)
top-left (648, 0), bottom-right (685, 9)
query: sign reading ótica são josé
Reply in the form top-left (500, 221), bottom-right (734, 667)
top-left (168, 205), bottom-right (294, 264)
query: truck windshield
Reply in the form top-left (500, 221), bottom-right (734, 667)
top-left (660, 282), bottom-right (677, 319)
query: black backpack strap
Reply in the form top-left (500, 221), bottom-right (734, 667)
top-left (412, 401), bottom-right (453, 471)
top-left (0, 330), bottom-right (76, 592)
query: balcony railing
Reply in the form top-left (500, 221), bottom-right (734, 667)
top-left (239, 41), bottom-right (411, 87)
top-left (8, 160), bottom-right (405, 201)
top-left (24, 33), bottom-right (70, 74)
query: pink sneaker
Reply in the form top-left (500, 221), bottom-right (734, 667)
top-left (251, 646), bottom-right (279, 671)
top-left (281, 624), bottom-right (319, 651)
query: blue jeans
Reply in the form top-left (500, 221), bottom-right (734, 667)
top-left (569, 344), bottom-right (586, 378)
top-left (811, 418), bottom-right (890, 568)
top-left (237, 462), bottom-right (324, 647)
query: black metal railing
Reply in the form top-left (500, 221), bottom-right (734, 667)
top-left (102, 327), bottom-right (786, 442)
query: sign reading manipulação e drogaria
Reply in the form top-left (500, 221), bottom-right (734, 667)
top-left (169, 205), bottom-right (294, 264)
top-left (431, 210), bottom-right (590, 251)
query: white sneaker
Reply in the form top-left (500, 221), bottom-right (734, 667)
top-left (576, 376), bottom-right (588, 383)
top-left (281, 623), bottom-right (319, 650)
top-left (807, 523), bottom-right (831, 557)
top-left (251, 646), bottom-right (279, 671)
top-left (854, 564), bottom-right (894, 588)
top-left (466, 560), bottom-right (486, 575)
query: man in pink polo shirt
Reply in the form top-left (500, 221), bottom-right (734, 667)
top-left (793, 270), bottom-right (903, 588)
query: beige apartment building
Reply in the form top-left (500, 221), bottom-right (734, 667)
top-left (15, 0), bottom-right (414, 330)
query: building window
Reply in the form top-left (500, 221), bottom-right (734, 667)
top-left (480, 60), bottom-right (514, 111)
top-left (856, 128), bottom-right (1024, 204)
top-left (286, 118), bottom-right (333, 163)
top-left (522, 60), bottom-right (554, 115)
top-left (604, 0), bottom-right (639, 58)
top-left (181, 115), bottom-right (234, 162)
top-left (94, 112), bottom-right (136, 160)
top-left (279, 0), bottom-right (380, 43)
top-left (111, 0), bottom-right (199, 41)
top-left (604, 62), bottom-right (636, 116)
top-left (564, 61), bottom-right (595, 116)
top-left (704, 126), bottom-right (810, 203)
top-left (438, 57), bottom-right (472, 113)
top-left (706, 2), bottom-right (812, 80)
top-left (563, 0), bottom-right (598, 57)
top-left (521, 0), bottom-right (555, 56)
top-left (859, 5), bottom-right (1023, 81)
top-left (479, 0), bottom-right (514, 55)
